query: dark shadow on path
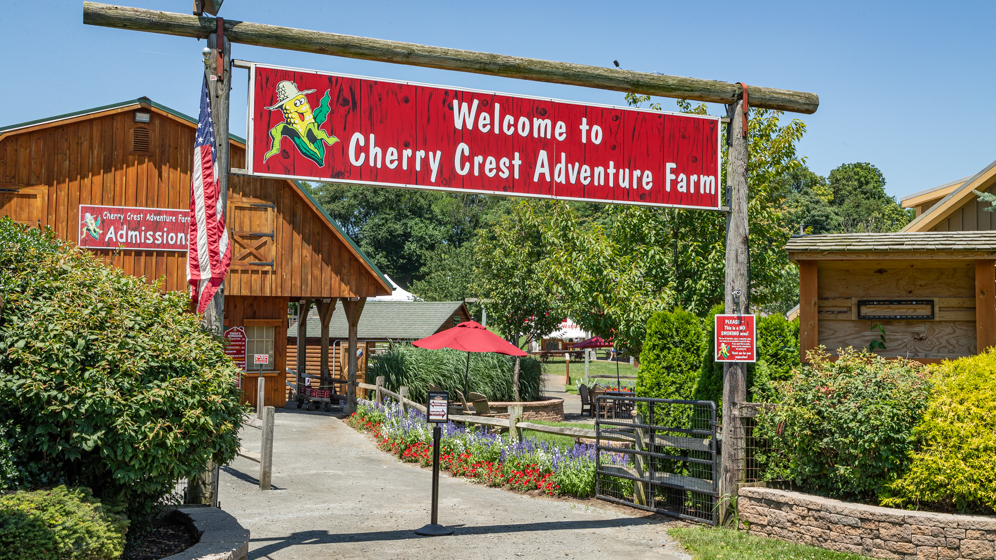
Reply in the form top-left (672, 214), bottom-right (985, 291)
top-left (248, 516), bottom-right (670, 559)
top-left (222, 465), bottom-right (283, 491)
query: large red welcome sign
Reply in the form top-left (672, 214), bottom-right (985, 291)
top-left (247, 63), bottom-right (722, 209)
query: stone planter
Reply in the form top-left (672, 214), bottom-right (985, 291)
top-left (163, 505), bottom-right (250, 560)
top-left (739, 486), bottom-right (996, 560)
top-left (487, 397), bottom-right (564, 421)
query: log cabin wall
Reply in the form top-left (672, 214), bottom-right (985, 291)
top-left (810, 259), bottom-right (977, 362)
top-left (0, 102), bottom-right (389, 300)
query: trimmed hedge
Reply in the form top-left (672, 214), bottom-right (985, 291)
top-left (0, 486), bottom-right (127, 560)
top-left (637, 309), bottom-right (705, 404)
top-left (0, 218), bottom-right (246, 520)
top-left (756, 348), bottom-right (931, 502)
top-left (883, 349), bottom-right (996, 514)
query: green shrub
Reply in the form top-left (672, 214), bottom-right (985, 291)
top-left (751, 314), bottom-right (800, 402)
top-left (0, 486), bottom-right (127, 560)
top-left (370, 343), bottom-right (542, 403)
top-left (756, 347), bottom-right (931, 501)
top-left (883, 350), bottom-right (996, 514)
top-left (693, 304), bottom-right (725, 409)
top-left (637, 309), bottom-right (705, 426)
top-left (0, 218), bottom-right (247, 520)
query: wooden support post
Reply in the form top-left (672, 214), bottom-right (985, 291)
top-left (316, 299), bottom-right (335, 390)
top-left (508, 405), bottom-right (523, 442)
top-left (799, 261), bottom-right (819, 363)
top-left (720, 93), bottom-right (749, 522)
top-left (375, 376), bottom-right (384, 405)
top-left (633, 413), bottom-right (649, 506)
top-left (341, 297), bottom-right (366, 413)
top-left (399, 386), bottom-right (408, 416)
top-left (976, 260), bottom-right (996, 353)
top-left (201, 26), bottom-right (231, 336)
top-left (295, 299), bottom-right (312, 404)
top-left (260, 406), bottom-right (274, 491)
top-left (83, 2), bottom-right (819, 114)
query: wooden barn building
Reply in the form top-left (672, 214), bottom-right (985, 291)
top-left (0, 98), bottom-right (391, 407)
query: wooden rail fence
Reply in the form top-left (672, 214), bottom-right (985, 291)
top-left (356, 378), bottom-right (632, 443)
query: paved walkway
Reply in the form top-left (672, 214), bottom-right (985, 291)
top-left (221, 409), bottom-right (689, 560)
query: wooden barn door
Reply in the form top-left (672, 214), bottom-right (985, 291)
top-left (0, 185), bottom-right (47, 228)
top-left (230, 201), bottom-right (275, 270)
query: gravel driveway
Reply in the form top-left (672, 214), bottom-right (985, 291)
top-left (220, 408), bottom-right (690, 560)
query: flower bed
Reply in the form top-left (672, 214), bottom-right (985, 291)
top-left (346, 400), bottom-right (627, 498)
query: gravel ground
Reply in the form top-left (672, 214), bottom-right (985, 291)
top-left (219, 408), bottom-right (690, 560)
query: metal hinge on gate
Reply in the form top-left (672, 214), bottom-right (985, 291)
top-left (249, 203), bottom-right (276, 209)
top-left (248, 261), bottom-right (274, 267)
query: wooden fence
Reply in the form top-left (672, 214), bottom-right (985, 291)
top-left (356, 378), bottom-right (632, 443)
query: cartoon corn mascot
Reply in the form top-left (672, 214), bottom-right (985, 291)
top-left (263, 81), bottom-right (338, 166)
top-left (718, 342), bottom-right (730, 360)
top-left (82, 213), bottom-right (102, 241)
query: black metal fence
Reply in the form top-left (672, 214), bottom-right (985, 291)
top-left (728, 402), bottom-right (784, 485)
top-left (594, 395), bottom-right (719, 525)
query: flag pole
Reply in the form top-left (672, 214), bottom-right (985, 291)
top-left (204, 19), bottom-right (230, 336)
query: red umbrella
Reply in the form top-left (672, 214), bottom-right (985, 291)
top-left (412, 321), bottom-right (527, 399)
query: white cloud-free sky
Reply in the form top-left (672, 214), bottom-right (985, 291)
top-left (2, 0), bottom-right (993, 199)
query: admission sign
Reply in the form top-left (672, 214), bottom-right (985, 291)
top-left (247, 63), bottom-right (722, 209)
top-left (715, 314), bottom-right (756, 363)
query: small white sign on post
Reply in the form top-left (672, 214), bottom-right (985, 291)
top-left (254, 354), bottom-right (269, 365)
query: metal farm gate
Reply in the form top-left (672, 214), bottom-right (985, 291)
top-left (594, 396), bottom-right (719, 525)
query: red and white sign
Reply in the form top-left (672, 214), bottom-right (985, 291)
top-left (78, 205), bottom-right (190, 251)
top-left (223, 327), bottom-right (247, 372)
top-left (247, 63), bottom-right (721, 210)
top-left (715, 314), bottom-right (756, 363)
top-left (254, 354), bottom-right (270, 365)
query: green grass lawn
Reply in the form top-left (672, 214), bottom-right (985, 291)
top-left (542, 359), bottom-right (638, 393)
top-left (518, 419), bottom-right (597, 448)
top-left (669, 526), bottom-right (869, 560)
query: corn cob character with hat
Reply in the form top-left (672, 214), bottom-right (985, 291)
top-left (263, 81), bottom-right (339, 166)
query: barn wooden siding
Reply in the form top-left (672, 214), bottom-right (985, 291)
top-left (226, 296), bottom-right (289, 408)
top-left (0, 104), bottom-right (388, 300)
top-left (801, 259), bottom-right (979, 362)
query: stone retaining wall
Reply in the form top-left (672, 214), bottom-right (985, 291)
top-left (739, 487), bottom-right (996, 560)
top-left (487, 397), bottom-right (564, 421)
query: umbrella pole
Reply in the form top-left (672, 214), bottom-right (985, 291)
top-left (616, 352), bottom-right (620, 390)
top-left (464, 352), bottom-right (470, 400)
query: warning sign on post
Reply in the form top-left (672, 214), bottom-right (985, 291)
top-left (715, 314), bottom-right (756, 362)
top-left (427, 391), bottom-right (449, 423)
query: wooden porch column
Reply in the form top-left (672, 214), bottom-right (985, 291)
top-left (341, 297), bottom-right (367, 413)
top-left (799, 260), bottom-right (819, 363)
top-left (295, 299), bottom-right (312, 400)
top-left (975, 260), bottom-right (996, 353)
top-left (316, 299), bottom-right (335, 390)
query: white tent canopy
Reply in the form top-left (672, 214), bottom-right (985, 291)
top-left (546, 318), bottom-right (587, 340)
top-left (369, 275), bottom-right (419, 302)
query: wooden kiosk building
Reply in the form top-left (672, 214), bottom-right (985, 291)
top-left (787, 232), bottom-right (996, 363)
top-left (0, 98), bottom-right (392, 406)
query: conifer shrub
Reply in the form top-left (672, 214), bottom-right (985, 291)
top-left (637, 309), bottom-right (705, 426)
top-left (882, 349), bottom-right (996, 514)
top-left (693, 304), bottom-right (724, 408)
top-left (756, 348), bottom-right (931, 502)
top-left (0, 218), bottom-right (246, 521)
top-left (0, 486), bottom-right (127, 560)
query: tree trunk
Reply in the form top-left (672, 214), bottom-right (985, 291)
top-left (513, 355), bottom-right (521, 402)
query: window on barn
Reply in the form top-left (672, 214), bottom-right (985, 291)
top-left (245, 325), bottom-right (275, 369)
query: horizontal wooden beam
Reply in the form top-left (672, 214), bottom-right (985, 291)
top-left (790, 251), bottom-right (996, 261)
top-left (83, 2), bottom-right (819, 114)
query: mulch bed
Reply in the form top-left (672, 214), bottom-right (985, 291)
top-left (123, 514), bottom-right (197, 560)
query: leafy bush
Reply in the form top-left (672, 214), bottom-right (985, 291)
top-left (0, 218), bottom-right (246, 520)
top-left (750, 314), bottom-right (800, 402)
top-left (638, 309), bottom-right (705, 402)
top-left (756, 348), bottom-right (931, 501)
top-left (370, 343), bottom-right (542, 403)
top-left (882, 350), bottom-right (996, 514)
top-left (694, 304), bottom-right (724, 408)
top-left (0, 486), bottom-right (127, 560)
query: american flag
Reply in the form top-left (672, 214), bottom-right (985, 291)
top-left (187, 76), bottom-right (231, 314)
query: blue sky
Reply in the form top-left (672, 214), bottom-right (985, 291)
top-left (2, 0), bottom-right (993, 199)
